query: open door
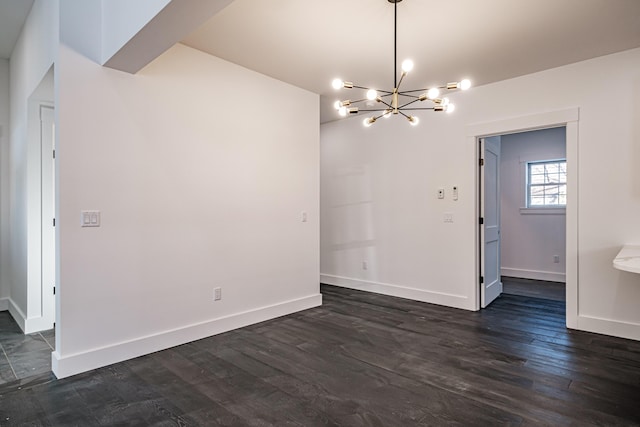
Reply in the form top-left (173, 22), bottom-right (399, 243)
top-left (480, 136), bottom-right (502, 308)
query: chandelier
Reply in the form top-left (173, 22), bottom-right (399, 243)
top-left (331, 0), bottom-right (471, 127)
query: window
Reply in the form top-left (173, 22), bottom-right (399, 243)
top-left (527, 160), bottom-right (566, 207)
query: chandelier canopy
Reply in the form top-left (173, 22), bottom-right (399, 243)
top-left (331, 0), bottom-right (471, 127)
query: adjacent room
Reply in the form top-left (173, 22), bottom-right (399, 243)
top-left (0, 0), bottom-right (639, 424)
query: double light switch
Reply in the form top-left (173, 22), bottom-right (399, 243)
top-left (81, 210), bottom-right (101, 227)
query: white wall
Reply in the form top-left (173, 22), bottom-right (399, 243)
top-left (7, 0), bottom-right (58, 331)
top-left (53, 42), bottom-right (320, 378)
top-left (500, 127), bottom-right (566, 282)
top-left (0, 58), bottom-right (9, 310)
top-left (321, 47), bottom-right (640, 340)
top-left (101, 0), bottom-right (170, 63)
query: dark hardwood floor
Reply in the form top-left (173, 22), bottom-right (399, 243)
top-left (502, 276), bottom-right (566, 302)
top-left (1, 285), bottom-right (639, 426)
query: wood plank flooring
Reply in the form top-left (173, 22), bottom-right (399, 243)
top-left (1, 285), bottom-right (639, 426)
top-left (502, 276), bottom-right (566, 302)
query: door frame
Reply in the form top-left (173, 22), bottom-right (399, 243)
top-left (467, 108), bottom-right (579, 328)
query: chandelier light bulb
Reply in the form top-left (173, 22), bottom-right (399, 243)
top-left (460, 79), bottom-right (471, 90)
top-left (366, 89), bottom-right (378, 101)
top-left (427, 88), bottom-right (440, 99)
top-left (408, 116), bottom-right (419, 126)
top-left (383, 109), bottom-right (392, 118)
top-left (363, 117), bottom-right (376, 127)
top-left (446, 103), bottom-right (456, 113)
top-left (333, 100), bottom-right (341, 110)
top-left (401, 59), bottom-right (414, 73)
top-left (332, 78), bottom-right (344, 90)
top-left (338, 106), bottom-right (348, 117)
top-left (442, 97), bottom-right (450, 106)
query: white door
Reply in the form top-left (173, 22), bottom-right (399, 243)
top-left (41, 105), bottom-right (56, 328)
top-left (481, 136), bottom-right (502, 308)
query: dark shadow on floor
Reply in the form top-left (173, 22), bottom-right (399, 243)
top-left (502, 276), bottom-right (566, 302)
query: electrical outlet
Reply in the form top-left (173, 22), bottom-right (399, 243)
top-left (444, 212), bottom-right (454, 223)
top-left (214, 287), bottom-right (222, 301)
top-left (553, 255), bottom-right (560, 263)
top-left (362, 261), bottom-right (368, 270)
top-left (437, 188), bottom-right (445, 199)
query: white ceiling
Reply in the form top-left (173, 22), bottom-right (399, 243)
top-left (0, 0), bottom-right (34, 59)
top-left (182, 0), bottom-right (640, 123)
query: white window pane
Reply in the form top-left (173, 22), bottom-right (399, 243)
top-left (545, 164), bottom-right (559, 174)
top-left (530, 186), bottom-right (545, 196)
top-left (530, 164), bottom-right (545, 175)
top-left (530, 174), bottom-right (546, 184)
top-left (530, 197), bottom-right (545, 206)
top-left (559, 195), bottom-right (567, 205)
top-left (559, 172), bottom-right (567, 183)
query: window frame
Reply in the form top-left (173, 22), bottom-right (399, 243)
top-left (525, 159), bottom-right (567, 209)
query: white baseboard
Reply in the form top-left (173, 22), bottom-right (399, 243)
top-left (575, 314), bottom-right (640, 342)
top-left (320, 274), bottom-right (473, 310)
top-left (5, 298), bottom-right (54, 334)
top-left (0, 298), bottom-right (8, 311)
top-left (8, 298), bottom-right (27, 332)
top-left (52, 293), bottom-right (322, 379)
top-left (501, 267), bottom-right (565, 283)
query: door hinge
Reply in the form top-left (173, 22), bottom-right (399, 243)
top-left (479, 217), bottom-right (484, 225)
top-left (53, 149), bottom-right (56, 159)
top-left (53, 218), bottom-right (56, 227)
top-left (53, 286), bottom-right (56, 295)
top-left (480, 276), bottom-right (484, 284)
top-left (479, 158), bottom-right (485, 166)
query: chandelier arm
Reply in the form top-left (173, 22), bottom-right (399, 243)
top-left (399, 107), bottom-right (436, 111)
top-left (359, 109), bottom-right (391, 112)
top-left (398, 98), bottom-right (421, 109)
top-left (397, 110), bottom-right (411, 119)
top-left (399, 88), bottom-right (430, 94)
top-left (376, 98), bottom-right (394, 109)
top-left (396, 73), bottom-right (406, 92)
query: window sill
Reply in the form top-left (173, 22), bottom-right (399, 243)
top-left (520, 207), bottom-right (566, 215)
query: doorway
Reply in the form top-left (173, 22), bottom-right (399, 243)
top-left (469, 108), bottom-right (579, 328)
top-left (480, 128), bottom-right (567, 307)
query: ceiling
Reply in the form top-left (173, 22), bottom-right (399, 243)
top-left (2, 0), bottom-right (639, 123)
top-left (0, 0), bottom-right (34, 59)
top-left (182, 0), bottom-right (640, 123)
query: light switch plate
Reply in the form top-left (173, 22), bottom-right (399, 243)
top-left (81, 210), bottom-right (101, 227)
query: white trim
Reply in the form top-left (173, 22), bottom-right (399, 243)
top-left (519, 207), bottom-right (566, 215)
top-left (321, 274), bottom-right (473, 310)
top-left (501, 268), bottom-right (566, 283)
top-left (8, 298), bottom-right (27, 332)
top-left (576, 314), bottom-right (640, 342)
top-left (6, 297), bottom-right (56, 334)
top-left (0, 298), bottom-right (8, 311)
top-left (468, 108), bottom-right (579, 332)
top-left (52, 293), bottom-right (322, 379)
top-left (466, 109), bottom-right (579, 137)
